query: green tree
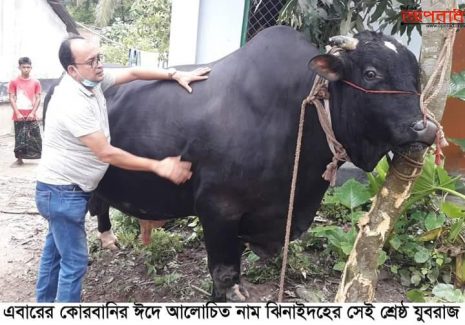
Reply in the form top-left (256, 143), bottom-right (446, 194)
top-left (100, 0), bottom-right (172, 65)
top-left (66, 0), bottom-right (172, 66)
top-left (65, 0), bottom-right (98, 25)
top-left (279, 0), bottom-right (420, 48)
top-left (95, 0), bottom-right (133, 26)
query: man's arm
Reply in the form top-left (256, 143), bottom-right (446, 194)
top-left (8, 92), bottom-right (23, 120)
top-left (28, 92), bottom-right (41, 121)
top-left (79, 131), bottom-right (192, 185)
top-left (112, 66), bottom-right (211, 93)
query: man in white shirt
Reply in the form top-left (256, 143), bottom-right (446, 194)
top-left (35, 35), bottom-right (210, 302)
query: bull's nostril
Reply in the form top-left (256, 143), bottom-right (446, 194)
top-left (411, 120), bottom-right (426, 131)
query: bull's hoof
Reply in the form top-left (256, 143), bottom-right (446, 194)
top-left (98, 230), bottom-right (119, 250)
top-left (225, 284), bottom-right (250, 302)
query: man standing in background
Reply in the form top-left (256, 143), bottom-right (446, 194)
top-left (8, 57), bottom-right (42, 166)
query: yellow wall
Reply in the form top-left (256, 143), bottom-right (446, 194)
top-left (442, 28), bottom-right (465, 173)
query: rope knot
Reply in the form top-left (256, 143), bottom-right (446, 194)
top-left (315, 86), bottom-right (330, 100)
top-left (322, 157), bottom-right (339, 186)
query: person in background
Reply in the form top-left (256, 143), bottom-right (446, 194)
top-left (35, 35), bottom-right (210, 302)
top-left (8, 57), bottom-right (42, 166)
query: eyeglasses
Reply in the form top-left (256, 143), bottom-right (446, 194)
top-left (73, 54), bottom-right (104, 69)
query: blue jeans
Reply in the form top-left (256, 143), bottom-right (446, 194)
top-left (35, 181), bottom-right (91, 302)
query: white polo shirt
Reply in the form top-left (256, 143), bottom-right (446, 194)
top-left (37, 72), bottom-right (116, 192)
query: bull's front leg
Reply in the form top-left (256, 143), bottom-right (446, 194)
top-left (197, 199), bottom-right (248, 302)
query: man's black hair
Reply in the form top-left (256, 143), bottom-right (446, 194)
top-left (18, 57), bottom-right (32, 66)
top-left (58, 34), bottom-right (85, 71)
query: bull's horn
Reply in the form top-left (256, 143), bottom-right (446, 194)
top-left (329, 36), bottom-right (359, 50)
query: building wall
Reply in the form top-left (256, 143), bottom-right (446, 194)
top-left (0, 0), bottom-right (68, 82)
top-left (442, 28), bottom-right (465, 173)
top-left (195, 0), bottom-right (246, 64)
top-left (168, 0), bottom-right (246, 66)
top-left (0, 103), bottom-right (14, 136)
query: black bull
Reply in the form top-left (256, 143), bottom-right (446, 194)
top-left (45, 26), bottom-right (437, 301)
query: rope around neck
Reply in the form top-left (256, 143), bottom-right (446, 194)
top-left (277, 74), bottom-right (349, 302)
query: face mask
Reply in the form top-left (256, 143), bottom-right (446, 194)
top-left (81, 79), bottom-right (100, 89)
top-left (75, 69), bottom-right (100, 89)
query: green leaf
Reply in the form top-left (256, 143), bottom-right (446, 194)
top-left (406, 289), bottom-right (426, 302)
top-left (424, 212), bottom-right (446, 231)
top-left (367, 173), bottom-right (381, 196)
top-left (367, 157), bottom-right (389, 196)
top-left (432, 283), bottom-right (465, 302)
top-left (389, 236), bottom-right (402, 251)
top-left (334, 179), bottom-right (371, 209)
top-left (411, 273), bottom-right (422, 286)
top-left (341, 242), bottom-right (354, 255)
top-left (310, 226), bottom-right (346, 247)
top-left (407, 153), bottom-right (460, 208)
top-left (414, 247), bottom-right (431, 263)
top-left (377, 250), bottom-right (387, 266)
top-left (448, 219), bottom-right (464, 243)
top-left (427, 267), bottom-right (439, 283)
top-left (350, 211), bottom-right (365, 225)
top-left (449, 70), bottom-right (465, 101)
top-left (399, 269), bottom-right (411, 286)
top-left (370, 0), bottom-right (388, 23)
top-left (411, 156), bottom-right (436, 193)
top-left (436, 168), bottom-right (456, 191)
top-left (333, 261), bottom-right (346, 272)
top-left (416, 227), bottom-right (443, 242)
top-left (441, 201), bottom-right (465, 219)
top-left (448, 138), bottom-right (465, 153)
top-left (246, 251), bottom-right (260, 263)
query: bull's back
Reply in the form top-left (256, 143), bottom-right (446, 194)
top-left (97, 26), bottom-right (320, 220)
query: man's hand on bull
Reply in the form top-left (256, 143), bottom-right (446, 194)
top-left (154, 156), bottom-right (193, 184)
top-left (171, 67), bottom-right (211, 93)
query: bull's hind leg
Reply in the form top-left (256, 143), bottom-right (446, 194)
top-left (88, 194), bottom-right (118, 250)
top-left (197, 199), bottom-right (249, 302)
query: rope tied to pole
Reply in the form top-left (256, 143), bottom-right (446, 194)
top-left (420, 28), bottom-right (456, 164)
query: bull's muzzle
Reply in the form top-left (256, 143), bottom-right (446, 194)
top-left (410, 119), bottom-right (438, 146)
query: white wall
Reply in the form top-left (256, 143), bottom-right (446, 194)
top-left (0, 0), bottom-right (68, 82)
top-left (168, 0), bottom-right (201, 66)
top-left (0, 103), bottom-right (14, 135)
top-left (195, 0), bottom-right (246, 64)
top-left (168, 0), bottom-right (246, 66)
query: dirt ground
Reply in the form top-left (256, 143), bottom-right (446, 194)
top-left (0, 133), bottom-right (407, 303)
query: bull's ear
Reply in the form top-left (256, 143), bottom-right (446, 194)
top-left (309, 54), bottom-right (343, 81)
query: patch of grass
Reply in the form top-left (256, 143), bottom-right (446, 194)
top-left (143, 228), bottom-right (183, 274)
top-left (243, 250), bottom-right (280, 284)
top-left (170, 216), bottom-right (204, 247)
top-left (153, 273), bottom-right (182, 286)
top-left (111, 209), bottom-right (140, 249)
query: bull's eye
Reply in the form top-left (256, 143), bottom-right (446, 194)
top-left (364, 70), bottom-right (377, 80)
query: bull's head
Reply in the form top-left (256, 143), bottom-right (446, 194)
top-left (309, 31), bottom-right (437, 171)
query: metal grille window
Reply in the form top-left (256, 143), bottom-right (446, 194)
top-left (244, 0), bottom-right (287, 43)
